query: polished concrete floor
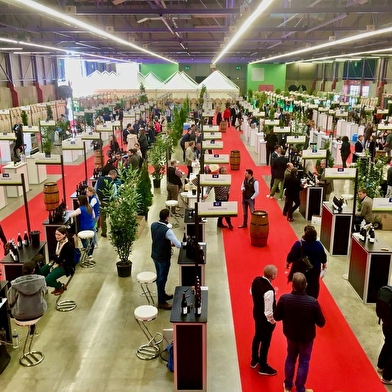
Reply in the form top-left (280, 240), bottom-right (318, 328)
top-left (0, 141), bottom-right (391, 391)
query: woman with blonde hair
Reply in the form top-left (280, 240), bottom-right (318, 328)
top-left (70, 195), bottom-right (96, 261)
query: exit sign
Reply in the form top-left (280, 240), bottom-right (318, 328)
top-left (185, 66), bottom-right (191, 70)
top-left (236, 66), bottom-right (242, 70)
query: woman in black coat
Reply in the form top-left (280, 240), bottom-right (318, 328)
top-left (340, 135), bottom-right (351, 168)
top-left (283, 168), bottom-right (304, 222)
top-left (39, 226), bottom-right (75, 295)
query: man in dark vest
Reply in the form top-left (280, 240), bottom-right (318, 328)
top-left (251, 264), bottom-right (278, 376)
top-left (151, 209), bottom-right (181, 310)
top-left (239, 169), bottom-right (259, 228)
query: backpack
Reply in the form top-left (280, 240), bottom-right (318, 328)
top-left (376, 286), bottom-right (392, 321)
top-left (160, 342), bottom-right (174, 372)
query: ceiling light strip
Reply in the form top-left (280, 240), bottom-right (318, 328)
top-left (13, 0), bottom-right (177, 64)
top-left (212, 0), bottom-right (275, 64)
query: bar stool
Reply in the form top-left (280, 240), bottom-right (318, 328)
top-left (56, 274), bottom-right (77, 312)
top-left (137, 271), bottom-right (157, 304)
top-left (78, 230), bottom-right (96, 268)
top-left (134, 305), bottom-right (163, 360)
top-left (165, 200), bottom-right (180, 228)
top-left (180, 191), bottom-right (189, 209)
top-left (14, 317), bottom-right (44, 367)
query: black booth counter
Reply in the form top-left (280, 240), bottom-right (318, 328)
top-left (348, 233), bottom-right (392, 303)
top-left (299, 186), bottom-right (323, 221)
top-left (320, 202), bottom-right (353, 256)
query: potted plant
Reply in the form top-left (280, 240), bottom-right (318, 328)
top-left (21, 110), bottom-right (28, 126)
top-left (103, 169), bottom-right (140, 277)
top-left (150, 135), bottom-right (167, 188)
top-left (41, 125), bottom-right (55, 157)
top-left (137, 161), bottom-right (153, 220)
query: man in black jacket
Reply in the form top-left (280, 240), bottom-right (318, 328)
top-left (251, 265), bottom-right (278, 376)
top-left (274, 272), bottom-right (325, 392)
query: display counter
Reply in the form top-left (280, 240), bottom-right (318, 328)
top-left (348, 234), bottom-right (392, 303)
top-left (0, 241), bottom-right (46, 282)
top-left (170, 286), bottom-right (208, 392)
top-left (2, 161), bottom-right (29, 197)
top-left (320, 202), bottom-right (352, 255)
top-left (299, 186), bottom-right (323, 221)
top-left (177, 244), bottom-right (206, 286)
top-left (26, 153), bottom-right (48, 184)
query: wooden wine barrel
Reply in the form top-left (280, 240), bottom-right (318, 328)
top-left (219, 121), bottom-right (227, 133)
top-left (250, 210), bottom-right (269, 247)
top-left (43, 182), bottom-right (59, 211)
top-left (230, 150), bottom-right (241, 170)
top-left (94, 150), bottom-right (103, 168)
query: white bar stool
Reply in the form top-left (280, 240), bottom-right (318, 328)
top-left (165, 200), bottom-right (180, 227)
top-left (78, 230), bottom-right (96, 268)
top-left (134, 305), bottom-right (163, 360)
top-left (14, 317), bottom-right (44, 367)
top-left (137, 271), bottom-right (157, 304)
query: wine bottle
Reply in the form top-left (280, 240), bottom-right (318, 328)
top-left (8, 240), bottom-right (14, 259)
top-left (13, 246), bottom-right (19, 262)
top-left (359, 227), bottom-right (366, 242)
top-left (17, 233), bottom-right (23, 249)
top-left (369, 228), bottom-right (375, 244)
top-left (194, 292), bottom-right (202, 317)
top-left (182, 233), bottom-right (187, 248)
top-left (181, 292), bottom-right (188, 316)
top-left (23, 231), bottom-right (29, 246)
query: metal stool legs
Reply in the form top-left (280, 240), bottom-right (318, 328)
top-left (14, 319), bottom-right (44, 367)
top-left (137, 272), bottom-right (157, 305)
top-left (56, 275), bottom-right (77, 312)
top-left (78, 230), bottom-right (96, 268)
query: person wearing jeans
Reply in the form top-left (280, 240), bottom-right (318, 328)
top-left (151, 209), bottom-right (181, 310)
top-left (239, 169), bottom-right (259, 228)
top-left (274, 272), bottom-right (325, 392)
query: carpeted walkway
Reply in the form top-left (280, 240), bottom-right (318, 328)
top-left (220, 124), bottom-right (385, 391)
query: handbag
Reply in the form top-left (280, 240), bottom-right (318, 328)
top-left (287, 240), bottom-right (313, 282)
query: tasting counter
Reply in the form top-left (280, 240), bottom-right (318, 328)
top-left (170, 286), bottom-right (208, 392)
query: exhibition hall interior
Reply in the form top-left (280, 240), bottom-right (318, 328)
top-left (0, 1), bottom-right (392, 392)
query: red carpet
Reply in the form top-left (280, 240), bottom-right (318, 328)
top-left (220, 124), bottom-right (385, 391)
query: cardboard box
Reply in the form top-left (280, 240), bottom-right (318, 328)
top-left (381, 213), bottom-right (392, 231)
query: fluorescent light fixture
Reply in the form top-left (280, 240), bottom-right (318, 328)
top-left (0, 47), bottom-right (23, 50)
top-left (212, 0), bottom-right (275, 64)
top-left (11, 0), bottom-right (177, 64)
top-left (0, 37), bottom-right (130, 63)
top-left (250, 25), bottom-right (392, 64)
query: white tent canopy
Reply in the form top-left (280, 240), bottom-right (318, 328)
top-left (199, 70), bottom-right (240, 100)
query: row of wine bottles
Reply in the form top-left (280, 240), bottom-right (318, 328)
top-left (8, 232), bottom-right (29, 262)
top-left (181, 276), bottom-right (202, 317)
top-left (75, 181), bottom-right (88, 196)
top-left (359, 227), bottom-right (375, 243)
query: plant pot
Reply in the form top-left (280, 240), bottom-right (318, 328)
top-left (45, 152), bottom-right (51, 158)
top-left (153, 178), bottom-right (161, 188)
top-left (116, 261), bottom-right (132, 277)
